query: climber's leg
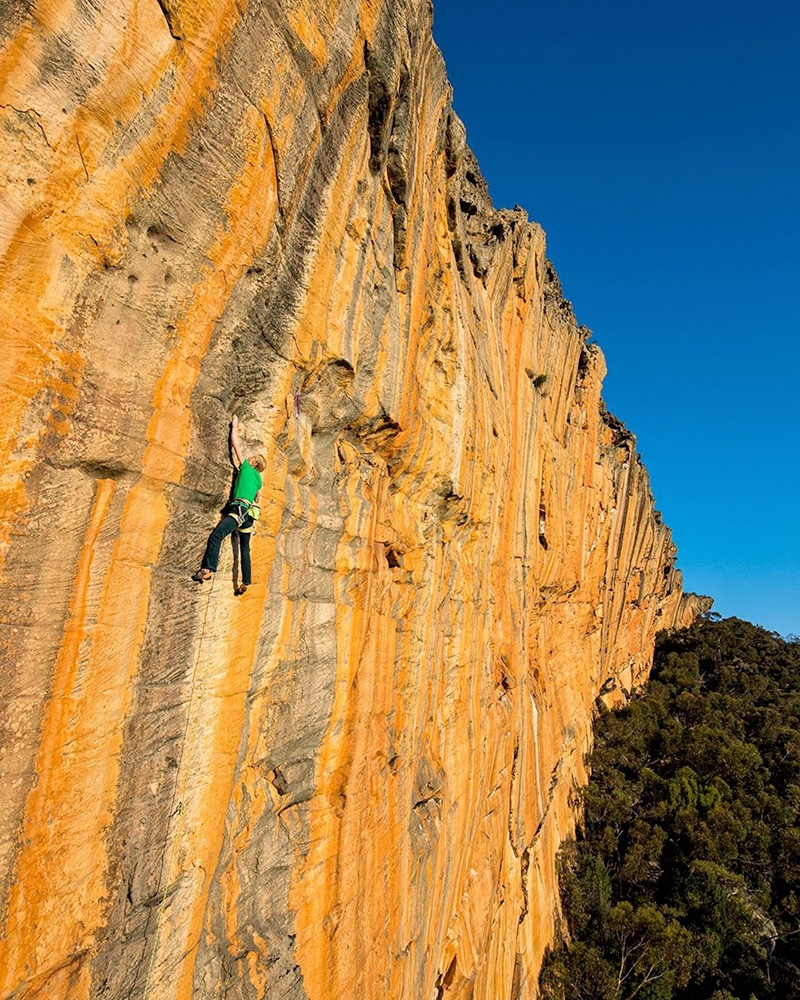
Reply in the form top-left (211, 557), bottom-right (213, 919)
top-left (238, 531), bottom-right (252, 588)
top-left (195, 515), bottom-right (238, 578)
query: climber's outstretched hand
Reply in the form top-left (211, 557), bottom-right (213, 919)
top-left (230, 414), bottom-right (244, 466)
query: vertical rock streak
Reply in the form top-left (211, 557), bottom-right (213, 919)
top-left (0, 1), bottom-right (706, 997)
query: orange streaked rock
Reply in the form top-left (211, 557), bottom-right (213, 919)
top-left (0, 2), bottom-right (710, 998)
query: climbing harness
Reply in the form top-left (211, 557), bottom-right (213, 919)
top-left (237, 504), bottom-right (260, 534)
top-left (226, 498), bottom-right (260, 529)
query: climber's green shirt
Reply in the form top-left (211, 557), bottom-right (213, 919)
top-left (233, 460), bottom-right (262, 503)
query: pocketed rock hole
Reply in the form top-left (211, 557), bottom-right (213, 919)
top-left (384, 543), bottom-right (403, 568)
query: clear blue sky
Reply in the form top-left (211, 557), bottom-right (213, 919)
top-left (432, 0), bottom-right (800, 636)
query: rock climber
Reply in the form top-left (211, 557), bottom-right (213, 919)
top-left (192, 415), bottom-right (266, 595)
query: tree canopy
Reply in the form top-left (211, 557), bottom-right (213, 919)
top-left (539, 617), bottom-right (800, 1000)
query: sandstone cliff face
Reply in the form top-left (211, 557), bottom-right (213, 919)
top-left (0, 2), bottom-right (705, 998)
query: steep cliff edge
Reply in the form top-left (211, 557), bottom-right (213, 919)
top-left (0, 2), bottom-right (707, 998)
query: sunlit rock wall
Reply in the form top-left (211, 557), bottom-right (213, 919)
top-left (0, 1), bottom-right (706, 997)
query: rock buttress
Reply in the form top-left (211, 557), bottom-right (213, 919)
top-left (0, 1), bottom-right (702, 997)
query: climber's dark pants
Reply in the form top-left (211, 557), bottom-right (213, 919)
top-left (201, 515), bottom-right (252, 584)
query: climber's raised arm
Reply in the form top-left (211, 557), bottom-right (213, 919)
top-left (230, 414), bottom-right (244, 468)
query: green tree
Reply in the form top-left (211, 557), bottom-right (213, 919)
top-left (539, 618), bottom-right (800, 1000)
top-left (606, 902), bottom-right (693, 998)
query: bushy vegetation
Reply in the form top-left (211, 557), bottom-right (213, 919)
top-left (539, 617), bottom-right (800, 1000)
